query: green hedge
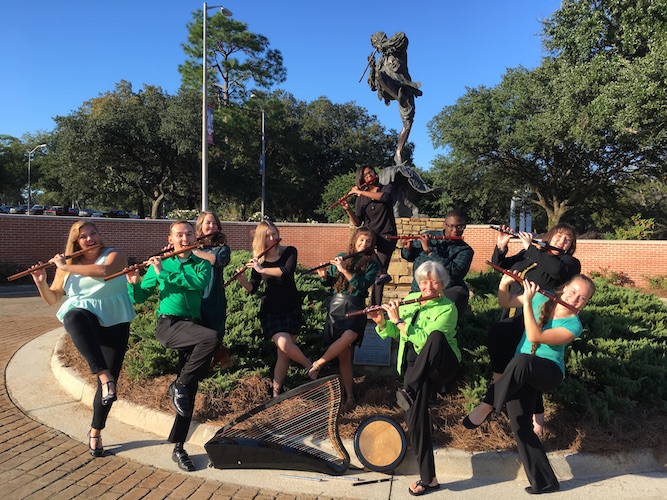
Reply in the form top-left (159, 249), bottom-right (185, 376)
top-left (124, 253), bottom-right (667, 425)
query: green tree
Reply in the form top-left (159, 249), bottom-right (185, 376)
top-left (0, 135), bottom-right (28, 205)
top-left (428, 0), bottom-right (667, 228)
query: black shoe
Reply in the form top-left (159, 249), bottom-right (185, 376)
top-left (172, 446), bottom-right (195, 472)
top-left (525, 483), bottom-right (560, 494)
top-left (396, 389), bottom-right (415, 411)
top-left (87, 430), bottom-right (104, 458)
top-left (462, 411), bottom-right (492, 429)
top-left (168, 381), bottom-right (192, 418)
top-left (101, 380), bottom-right (117, 406)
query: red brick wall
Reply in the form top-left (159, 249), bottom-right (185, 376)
top-left (1, 215), bottom-right (665, 286)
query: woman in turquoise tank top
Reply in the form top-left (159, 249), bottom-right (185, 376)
top-left (29, 221), bottom-right (135, 458)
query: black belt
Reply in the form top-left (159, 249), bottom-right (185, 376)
top-left (159, 314), bottom-right (196, 323)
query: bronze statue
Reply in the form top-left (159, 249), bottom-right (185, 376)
top-left (364, 31), bottom-right (422, 166)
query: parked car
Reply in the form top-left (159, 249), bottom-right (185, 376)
top-left (107, 210), bottom-right (130, 218)
top-left (66, 207), bottom-right (79, 216)
top-left (44, 206), bottom-right (65, 216)
top-left (90, 210), bottom-right (105, 217)
top-left (78, 208), bottom-right (94, 217)
top-left (0, 205), bottom-right (11, 214)
top-left (10, 204), bottom-right (28, 214)
top-left (29, 205), bottom-right (46, 215)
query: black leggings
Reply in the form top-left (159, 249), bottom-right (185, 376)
top-left (62, 308), bottom-right (130, 430)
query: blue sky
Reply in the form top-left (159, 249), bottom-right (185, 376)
top-left (1, 0), bottom-right (562, 169)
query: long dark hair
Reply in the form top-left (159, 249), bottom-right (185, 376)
top-left (334, 227), bottom-right (376, 293)
top-left (541, 222), bottom-right (577, 255)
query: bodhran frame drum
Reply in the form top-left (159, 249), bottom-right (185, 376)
top-left (353, 416), bottom-right (407, 472)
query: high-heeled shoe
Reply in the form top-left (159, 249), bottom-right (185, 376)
top-left (462, 410), bottom-right (492, 429)
top-left (87, 430), bottom-right (104, 458)
top-left (101, 380), bottom-right (117, 406)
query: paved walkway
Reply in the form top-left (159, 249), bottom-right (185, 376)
top-left (1, 288), bottom-right (665, 499)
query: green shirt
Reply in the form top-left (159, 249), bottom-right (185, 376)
top-left (127, 253), bottom-right (212, 319)
top-left (376, 291), bottom-right (460, 375)
top-left (321, 253), bottom-right (379, 299)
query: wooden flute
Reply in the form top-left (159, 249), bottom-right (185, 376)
top-left (104, 244), bottom-right (199, 281)
top-left (148, 230), bottom-right (223, 258)
top-left (489, 225), bottom-right (565, 254)
top-left (327, 175), bottom-right (378, 210)
top-left (7, 244), bottom-right (102, 281)
top-left (223, 238), bottom-right (281, 288)
top-left (303, 249), bottom-right (372, 273)
top-left (387, 234), bottom-right (463, 241)
top-left (345, 292), bottom-right (443, 318)
top-left (486, 260), bottom-right (579, 314)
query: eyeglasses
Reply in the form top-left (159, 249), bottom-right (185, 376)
top-left (444, 223), bottom-right (466, 231)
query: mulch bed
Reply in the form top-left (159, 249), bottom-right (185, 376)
top-left (58, 335), bottom-right (666, 456)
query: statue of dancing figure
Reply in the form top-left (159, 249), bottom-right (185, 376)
top-left (366, 31), bottom-right (422, 166)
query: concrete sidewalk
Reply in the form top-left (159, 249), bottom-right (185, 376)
top-left (1, 292), bottom-right (666, 499)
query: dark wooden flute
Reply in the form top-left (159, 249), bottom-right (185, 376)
top-left (387, 234), bottom-right (463, 241)
top-left (7, 244), bottom-right (102, 281)
top-left (223, 238), bottom-right (281, 288)
top-left (489, 225), bottom-right (565, 254)
top-left (486, 260), bottom-right (579, 314)
top-left (327, 175), bottom-right (378, 210)
top-left (303, 249), bottom-right (372, 273)
top-left (104, 244), bottom-right (199, 281)
top-left (345, 292), bottom-right (443, 318)
top-left (149, 230), bottom-right (223, 258)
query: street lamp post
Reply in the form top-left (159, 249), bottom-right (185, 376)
top-left (259, 107), bottom-right (265, 219)
top-left (202, 2), bottom-right (232, 213)
top-left (27, 144), bottom-right (47, 215)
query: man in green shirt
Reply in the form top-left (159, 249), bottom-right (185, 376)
top-left (127, 221), bottom-right (217, 472)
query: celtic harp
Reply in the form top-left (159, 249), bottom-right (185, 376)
top-left (205, 375), bottom-right (350, 475)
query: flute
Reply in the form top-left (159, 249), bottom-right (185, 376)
top-left (489, 226), bottom-right (565, 254)
top-left (223, 238), bottom-right (281, 288)
top-left (327, 175), bottom-right (378, 210)
top-left (345, 292), bottom-right (442, 318)
top-left (486, 260), bottom-right (579, 314)
top-left (104, 244), bottom-right (199, 281)
top-left (148, 230), bottom-right (223, 258)
top-left (303, 249), bottom-right (372, 273)
top-left (7, 244), bottom-right (102, 281)
top-left (387, 234), bottom-right (463, 241)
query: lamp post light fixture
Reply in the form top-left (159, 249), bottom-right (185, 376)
top-left (202, 2), bottom-right (233, 212)
top-left (27, 144), bottom-right (47, 215)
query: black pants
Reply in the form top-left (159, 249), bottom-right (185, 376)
top-left (62, 308), bottom-right (130, 430)
top-left (483, 354), bottom-right (562, 491)
top-left (404, 332), bottom-right (460, 484)
top-left (156, 316), bottom-right (218, 444)
top-left (370, 235), bottom-right (396, 305)
top-left (487, 313), bottom-right (545, 414)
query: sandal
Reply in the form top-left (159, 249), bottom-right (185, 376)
top-left (408, 480), bottom-right (440, 496)
top-left (101, 380), bottom-right (117, 406)
top-left (87, 430), bottom-right (104, 458)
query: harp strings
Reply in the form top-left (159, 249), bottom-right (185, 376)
top-left (221, 379), bottom-right (344, 461)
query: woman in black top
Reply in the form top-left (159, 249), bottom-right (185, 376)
top-left (487, 222), bottom-right (580, 434)
top-left (341, 165), bottom-right (397, 305)
top-left (237, 221), bottom-right (313, 397)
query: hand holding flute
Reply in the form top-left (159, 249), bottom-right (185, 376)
top-left (105, 244), bottom-right (199, 281)
top-left (486, 260), bottom-right (579, 313)
top-left (223, 238), bottom-right (281, 288)
top-left (490, 225), bottom-right (565, 255)
top-left (327, 175), bottom-right (378, 210)
top-left (347, 293), bottom-right (442, 318)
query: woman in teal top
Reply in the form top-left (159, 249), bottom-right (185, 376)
top-left (309, 227), bottom-right (379, 407)
top-left (368, 260), bottom-right (460, 496)
top-left (29, 221), bottom-right (135, 458)
top-left (463, 273), bottom-right (596, 495)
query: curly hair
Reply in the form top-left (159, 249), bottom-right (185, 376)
top-left (333, 227), bottom-right (376, 293)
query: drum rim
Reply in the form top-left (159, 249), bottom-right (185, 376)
top-left (353, 415), bottom-right (407, 473)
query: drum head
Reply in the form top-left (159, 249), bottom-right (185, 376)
top-left (353, 416), bottom-right (407, 472)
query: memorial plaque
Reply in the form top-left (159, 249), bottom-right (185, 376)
top-left (354, 323), bottom-right (392, 366)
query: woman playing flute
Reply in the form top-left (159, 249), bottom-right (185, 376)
top-left (368, 261), bottom-right (460, 496)
top-left (488, 222), bottom-right (580, 435)
top-left (463, 273), bottom-right (596, 495)
top-left (309, 227), bottom-right (379, 409)
top-left (340, 165), bottom-right (397, 305)
top-left (236, 221), bottom-right (313, 397)
top-left (193, 211), bottom-right (232, 370)
top-left (28, 221), bottom-right (135, 458)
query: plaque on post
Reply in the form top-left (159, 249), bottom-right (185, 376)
top-left (353, 323), bottom-right (391, 366)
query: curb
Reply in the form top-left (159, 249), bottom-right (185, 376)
top-left (50, 331), bottom-right (665, 481)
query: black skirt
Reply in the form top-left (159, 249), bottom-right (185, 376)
top-left (322, 294), bottom-right (367, 348)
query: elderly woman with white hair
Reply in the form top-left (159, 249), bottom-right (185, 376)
top-left (368, 260), bottom-right (460, 496)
